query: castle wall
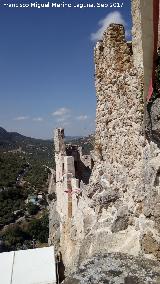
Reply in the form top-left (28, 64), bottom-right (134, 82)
top-left (53, 129), bottom-right (82, 223)
top-left (86, 2), bottom-right (160, 262)
top-left (64, 156), bottom-right (75, 177)
top-left (50, 1), bottom-right (160, 274)
top-left (78, 147), bottom-right (92, 169)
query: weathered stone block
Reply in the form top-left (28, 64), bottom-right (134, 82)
top-left (141, 232), bottom-right (160, 258)
top-left (111, 215), bottom-right (129, 233)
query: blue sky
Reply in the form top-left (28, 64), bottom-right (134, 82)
top-left (0, 0), bottom-right (132, 139)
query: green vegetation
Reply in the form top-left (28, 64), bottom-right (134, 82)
top-left (26, 203), bottom-right (39, 216)
top-left (0, 188), bottom-right (27, 226)
top-left (27, 213), bottom-right (49, 243)
top-left (1, 224), bottom-right (30, 251)
top-left (0, 151), bottom-right (52, 193)
top-left (24, 142), bottom-right (55, 169)
top-left (0, 153), bottom-right (26, 187)
top-left (0, 213), bottom-right (49, 251)
top-left (0, 128), bottom-right (53, 251)
top-left (25, 163), bottom-right (51, 192)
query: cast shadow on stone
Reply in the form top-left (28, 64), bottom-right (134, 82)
top-left (57, 251), bottom-right (65, 283)
top-left (77, 160), bottom-right (91, 185)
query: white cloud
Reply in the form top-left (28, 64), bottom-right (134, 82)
top-left (33, 117), bottom-right (43, 122)
top-left (54, 110), bottom-right (72, 128)
top-left (91, 11), bottom-right (130, 41)
top-left (14, 116), bottom-right (29, 121)
top-left (52, 107), bottom-right (71, 117)
top-left (76, 115), bottom-right (88, 121)
top-left (56, 117), bottom-right (67, 123)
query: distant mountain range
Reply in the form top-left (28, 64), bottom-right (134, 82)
top-left (0, 127), bottom-right (55, 167)
top-left (0, 126), bottom-right (93, 154)
top-left (0, 127), bottom-right (84, 144)
top-left (0, 127), bottom-right (50, 142)
top-left (0, 127), bottom-right (52, 150)
top-left (0, 127), bottom-right (94, 167)
top-left (64, 136), bottom-right (82, 142)
top-left (0, 126), bottom-right (21, 141)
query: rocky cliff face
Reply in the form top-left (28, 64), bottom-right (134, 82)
top-left (49, 0), bottom-right (160, 281)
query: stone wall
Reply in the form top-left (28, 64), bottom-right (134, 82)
top-left (49, 0), bottom-right (160, 277)
top-left (66, 23), bottom-right (147, 268)
top-left (92, 23), bottom-right (144, 193)
top-left (86, 18), bottom-right (160, 262)
top-left (78, 147), bottom-right (92, 169)
top-left (131, 0), bottom-right (143, 74)
top-left (50, 129), bottom-right (92, 263)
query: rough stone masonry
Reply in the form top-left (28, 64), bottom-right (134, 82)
top-left (49, 0), bottom-right (160, 281)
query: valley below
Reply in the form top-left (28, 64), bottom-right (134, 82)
top-left (0, 127), bottom-right (54, 252)
top-left (0, 126), bottom-right (93, 253)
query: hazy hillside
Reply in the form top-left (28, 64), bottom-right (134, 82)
top-left (0, 127), bottom-right (55, 168)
